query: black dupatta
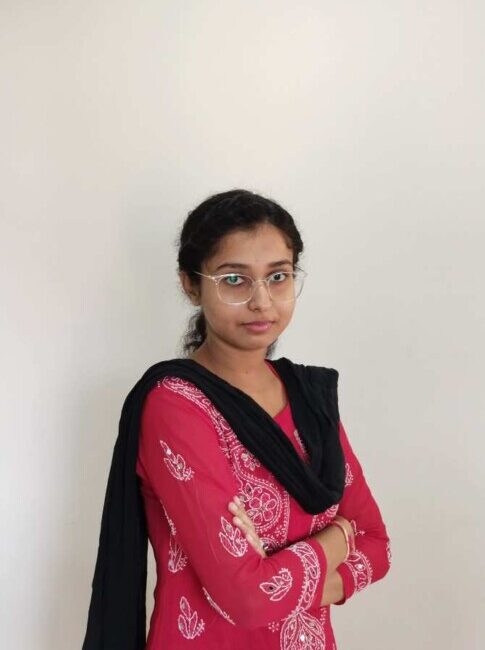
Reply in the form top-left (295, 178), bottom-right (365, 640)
top-left (81, 356), bottom-right (345, 649)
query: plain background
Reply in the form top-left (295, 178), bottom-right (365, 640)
top-left (1, 2), bottom-right (484, 648)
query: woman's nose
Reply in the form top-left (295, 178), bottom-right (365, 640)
top-left (249, 280), bottom-right (272, 307)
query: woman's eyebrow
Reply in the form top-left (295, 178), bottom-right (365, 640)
top-left (214, 259), bottom-right (293, 272)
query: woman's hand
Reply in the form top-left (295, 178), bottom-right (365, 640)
top-left (227, 496), bottom-right (267, 558)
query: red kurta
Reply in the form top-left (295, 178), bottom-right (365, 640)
top-left (136, 360), bottom-right (391, 649)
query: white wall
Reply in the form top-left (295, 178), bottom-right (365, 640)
top-left (1, 2), bottom-right (484, 648)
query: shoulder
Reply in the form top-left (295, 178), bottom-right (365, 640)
top-left (142, 375), bottom-right (217, 427)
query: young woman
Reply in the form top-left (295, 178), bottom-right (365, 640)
top-left (82, 189), bottom-right (391, 650)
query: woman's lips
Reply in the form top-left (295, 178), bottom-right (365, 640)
top-left (242, 321), bottom-right (273, 333)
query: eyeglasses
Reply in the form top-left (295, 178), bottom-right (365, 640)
top-left (192, 267), bottom-right (307, 305)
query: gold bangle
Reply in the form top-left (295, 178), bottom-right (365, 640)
top-left (328, 520), bottom-right (350, 561)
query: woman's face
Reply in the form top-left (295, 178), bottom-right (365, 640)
top-left (182, 223), bottom-right (297, 354)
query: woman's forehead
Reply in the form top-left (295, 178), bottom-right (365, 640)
top-left (205, 225), bottom-right (293, 271)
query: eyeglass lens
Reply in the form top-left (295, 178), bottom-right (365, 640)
top-left (217, 272), bottom-right (304, 304)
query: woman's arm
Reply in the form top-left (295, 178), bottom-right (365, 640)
top-left (332, 420), bottom-right (392, 604)
top-left (228, 500), bottom-right (350, 606)
top-left (229, 419), bottom-right (391, 607)
top-left (137, 380), bottom-right (331, 631)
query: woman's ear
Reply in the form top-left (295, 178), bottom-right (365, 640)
top-left (179, 270), bottom-right (200, 306)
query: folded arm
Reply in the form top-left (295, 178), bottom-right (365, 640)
top-left (332, 420), bottom-right (392, 605)
top-left (137, 380), bottom-right (330, 630)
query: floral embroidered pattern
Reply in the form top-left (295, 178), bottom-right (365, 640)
top-left (178, 596), bottom-right (205, 639)
top-left (160, 502), bottom-right (188, 572)
top-left (202, 587), bottom-right (235, 625)
top-left (161, 502), bottom-right (177, 536)
top-left (168, 535), bottom-right (188, 573)
top-left (246, 487), bottom-right (278, 526)
top-left (218, 516), bottom-right (248, 557)
top-left (344, 461), bottom-right (353, 487)
top-left (309, 504), bottom-right (339, 535)
top-left (279, 541), bottom-right (327, 649)
top-left (268, 620), bottom-right (280, 633)
top-left (259, 567), bottom-right (293, 601)
top-left (162, 377), bottom-right (291, 552)
top-left (343, 549), bottom-right (373, 593)
top-left (287, 542), bottom-right (320, 610)
top-left (159, 439), bottom-right (194, 481)
top-left (281, 610), bottom-right (326, 649)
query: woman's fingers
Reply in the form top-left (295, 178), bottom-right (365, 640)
top-left (227, 497), bottom-right (266, 557)
top-left (246, 531), bottom-right (267, 557)
top-left (228, 498), bottom-right (256, 535)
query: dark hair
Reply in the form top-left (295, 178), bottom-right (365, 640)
top-left (175, 188), bottom-right (304, 358)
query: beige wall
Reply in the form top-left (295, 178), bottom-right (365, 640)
top-left (1, 1), bottom-right (484, 648)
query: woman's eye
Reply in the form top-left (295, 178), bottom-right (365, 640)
top-left (224, 274), bottom-right (243, 285)
top-left (270, 272), bottom-right (289, 282)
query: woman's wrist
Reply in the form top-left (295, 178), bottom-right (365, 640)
top-left (314, 522), bottom-right (349, 572)
top-left (327, 516), bottom-right (355, 560)
top-left (321, 569), bottom-right (345, 606)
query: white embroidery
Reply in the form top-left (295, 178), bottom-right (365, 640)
top-left (178, 596), bottom-right (205, 639)
top-left (240, 450), bottom-right (261, 470)
top-left (386, 540), bottom-right (392, 566)
top-left (293, 428), bottom-right (307, 457)
top-left (161, 502), bottom-right (177, 536)
top-left (259, 567), bottom-right (293, 601)
top-left (268, 620), bottom-right (280, 633)
top-left (162, 377), bottom-right (291, 552)
top-left (281, 610), bottom-right (326, 649)
top-left (344, 461), bottom-right (353, 487)
top-left (218, 516), bottom-right (248, 557)
top-left (343, 549), bottom-right (373, 592)
top-left (162, 376), bottom-right (327, 647)
top-left (309, 504), bottom-right (339, 535)
top-left (161, 502), bottom-right (188, 572)
top-left (245, 487), bottom-right (278, 527)
top-left (159, 439), bottom-right (194, 481)
top-left (278, 541), bottom-right (327, 649)
top-left (168, 535), bottom-right (188, 573)
top-left (201, 586), bottom-right (236, 625)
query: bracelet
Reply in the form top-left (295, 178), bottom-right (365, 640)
top-left (328, 520), bottom-right (350, 561)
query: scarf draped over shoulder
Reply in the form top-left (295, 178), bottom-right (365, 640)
top-left (82, 356), bottom-right (345, 649)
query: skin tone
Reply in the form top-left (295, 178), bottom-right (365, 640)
top-left (179, 222), bottom-right (354, 607)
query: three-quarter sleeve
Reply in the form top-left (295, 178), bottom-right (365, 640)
top-left (137, 382), bottom-right (328, 630)
top-left (333, 420), bottom-right (391, 605)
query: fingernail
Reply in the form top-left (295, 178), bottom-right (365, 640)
top-left (228, 502), bottom-right (237, 512)
top-left (233, 516), bottom-right (241, 525)
top-left (234, 495), bottom-right (242, 505)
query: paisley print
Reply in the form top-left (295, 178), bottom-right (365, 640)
top-left (309, 504), bottom-right (339, 535)
top-left (260, 567), bottom-right (293, 601)
top-left (278, 541), bottom-right (327, 649)
top-left (343, 549), bottom-right (373, 592)
top-left (163, 376), bottom-right (291, 552)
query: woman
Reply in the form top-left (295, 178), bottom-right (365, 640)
top-left (82, 189), bottom-right (391, 649)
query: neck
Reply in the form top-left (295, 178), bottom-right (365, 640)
top-left (189, 340), bottom-right (271, 385)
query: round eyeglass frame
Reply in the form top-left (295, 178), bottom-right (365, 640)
top-left (191, 267), bottom-right (308, 305)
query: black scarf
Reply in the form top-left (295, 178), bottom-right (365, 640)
top-left (82, 356), bottom-right (345, 650)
